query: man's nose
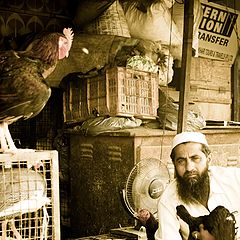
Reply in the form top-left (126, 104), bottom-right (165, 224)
top-left (186, 158), bottom-right (194, 171)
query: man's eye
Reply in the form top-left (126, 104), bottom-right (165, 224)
top-left (176, 159), bottom-right (185, 165)
top-left (191, 156), bottom-right (201, 162)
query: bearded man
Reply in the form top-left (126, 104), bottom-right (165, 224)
top-left (155, 132), bottom-right (240, 240)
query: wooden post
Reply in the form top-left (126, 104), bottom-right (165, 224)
top-left (232, 51), bottom-right (240, 121)
top-left (177, 0), bottom-right (194, 133)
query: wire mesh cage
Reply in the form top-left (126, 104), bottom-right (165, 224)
top-left (0, 150), bottom-right (60, 240)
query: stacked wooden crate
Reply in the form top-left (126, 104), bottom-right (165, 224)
top-left (63, 67), bottom-right (159, 122)
top-left (190, 57), bottom-right (232, 121)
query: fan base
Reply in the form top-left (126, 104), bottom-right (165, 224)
top-left (110, 226), bottom-right (147, 240)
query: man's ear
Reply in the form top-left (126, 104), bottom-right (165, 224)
top-left (207, 153), bottom-right (212, 164)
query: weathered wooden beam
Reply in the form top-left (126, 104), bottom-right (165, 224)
top-left (177, 0), bottom-right (194, 133)
top-left (232, 50), bottom-right (240, 121)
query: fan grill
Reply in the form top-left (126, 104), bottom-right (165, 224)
top-left (124, 158), bottom-right (171, 216)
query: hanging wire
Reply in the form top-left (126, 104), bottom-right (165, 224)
top-left (159, 0), bottom-right (176, 163)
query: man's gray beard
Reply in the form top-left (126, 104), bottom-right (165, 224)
top-left (176, 167), bottom-right (210, 204)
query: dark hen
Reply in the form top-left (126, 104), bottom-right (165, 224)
top-left (176, 205), bottom-right (237, 240)
top-left (0, 28), bottom-right (74, 153)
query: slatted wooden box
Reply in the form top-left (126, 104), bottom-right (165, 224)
top-left (63, 67), bottom-right (159, 122)
top-left (0, 150), bottom-right (60, 240)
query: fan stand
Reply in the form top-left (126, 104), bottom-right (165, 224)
top-left (110, 225), bottom-right (147, 240)
top-left (109, 189), bottom-right (147, 239)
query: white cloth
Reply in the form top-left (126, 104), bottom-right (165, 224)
top-left (155, 166), bottom-right (240, 240)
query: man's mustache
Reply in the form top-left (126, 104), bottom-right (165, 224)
top-left (183, 170), bottom-right (199, 178)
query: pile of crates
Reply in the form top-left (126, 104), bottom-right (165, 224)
top-left (63, 67), bottom-right (159, 122)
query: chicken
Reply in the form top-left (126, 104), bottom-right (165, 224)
top-left (0, 168), bottom-right (50, 240)
top-left (176, 205), bottom-right (237, 240)
top-left (0, 28), bottom-right (74, 154)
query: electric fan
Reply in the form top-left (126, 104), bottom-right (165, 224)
top-left (123, 158), bottom-right (171, 218)
top-left (111, 158), bottom-right (171, 239)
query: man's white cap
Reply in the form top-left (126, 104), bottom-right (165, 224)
top-left (171, 132), bottom-right (209, 152)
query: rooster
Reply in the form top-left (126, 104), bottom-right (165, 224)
top-left (176, 205), bottom-right (237, 240)
top-left (0, 28), bottom-right (74, 154)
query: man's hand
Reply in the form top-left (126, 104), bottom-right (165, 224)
top-left (192, 224), bottom-right (215, 240)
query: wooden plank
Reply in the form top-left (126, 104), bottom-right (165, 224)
top-left (232, 52), bottom-right (240, 121)
top-left (190, 57), bottom-right (231, 88)
top-left (177, 0), bottom-right (194, 133)
top-left (0, 150), bottom-right (57, 161)
top-left (194, 102), bottom-right (231, 121)
top-left (190, 85), bottom-right (232, 104)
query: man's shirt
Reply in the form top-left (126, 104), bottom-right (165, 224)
top-left (156, 166), bottom-right (240, 240)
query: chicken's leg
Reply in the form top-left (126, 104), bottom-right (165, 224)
top-left (0, 122), bottom-right (42, 169)
top-left (0, 122), bottom-right (17, 152)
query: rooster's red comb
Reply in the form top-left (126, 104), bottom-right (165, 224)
top-left (63, 28), bottom-right (74, 51)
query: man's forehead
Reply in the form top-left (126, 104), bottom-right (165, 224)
top-left (174, 142), bottom-right (203, 154)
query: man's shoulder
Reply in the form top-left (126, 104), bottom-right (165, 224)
top-left (209, 165), bottom-right (240, 174)
top-left (209, 165), bottom-right (240, 182)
